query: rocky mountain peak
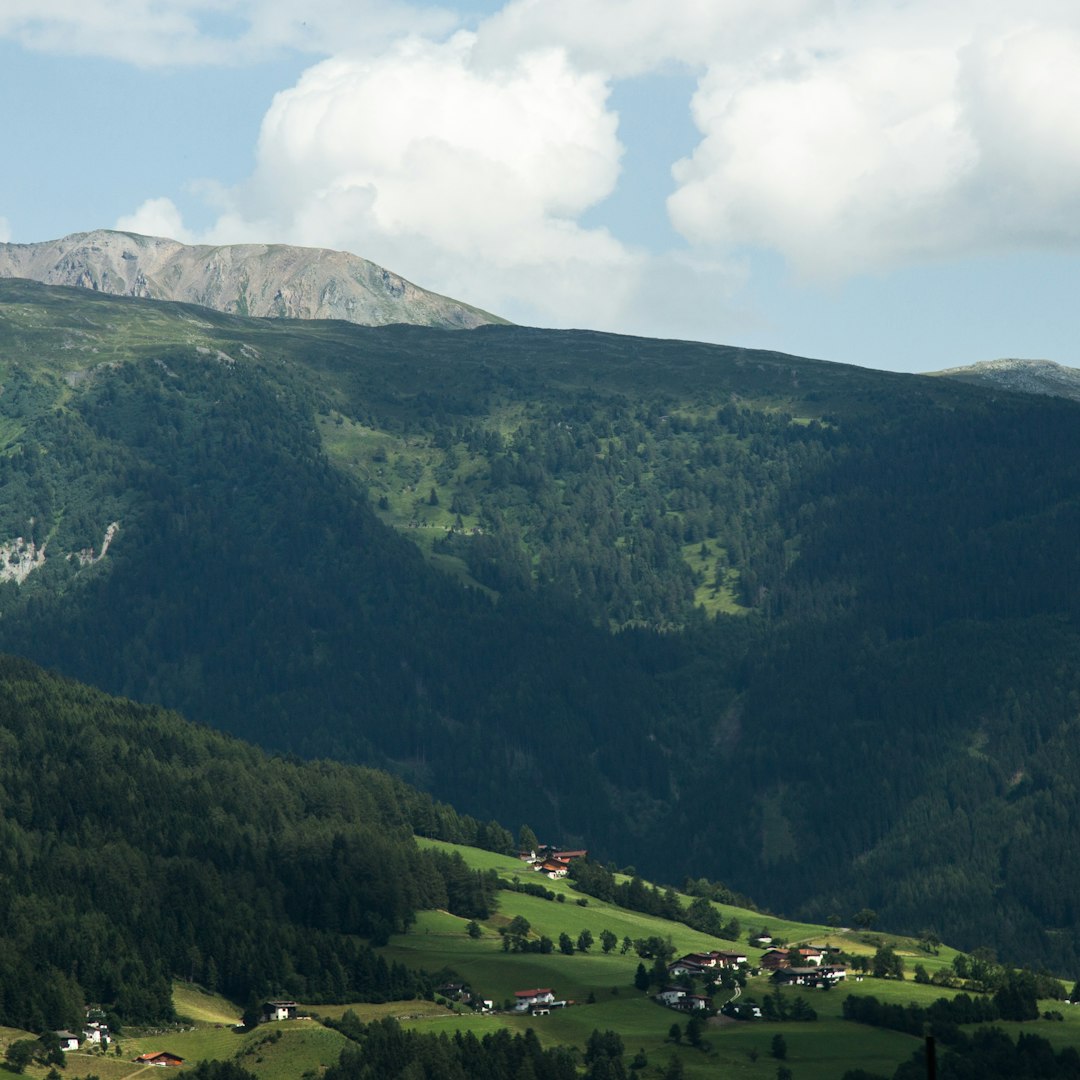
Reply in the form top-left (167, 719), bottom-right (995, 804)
top-left (0, 230), bottom-right (505, 330)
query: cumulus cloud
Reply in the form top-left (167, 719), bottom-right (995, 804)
top-left (186, 31), bottom-right (644, 327)
top-left (107, 0), bottom-right (1080, 335)
top-left (667, 3), bottom-right (1080, 277)
top-left (115, 197), bottom-right (195, 243)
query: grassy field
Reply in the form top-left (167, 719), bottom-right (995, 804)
top-left (414, 837), bottom-right (961, 978)
top-left (389, 838), bottom-right (1080, 1078)
top-left (173, 983), bottom-right (242, 1025)
top-left (2, 834), bottom-right (1076, 1080)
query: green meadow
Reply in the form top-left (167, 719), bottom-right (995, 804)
top-left (4, 836), bottom-right (1080, 1080)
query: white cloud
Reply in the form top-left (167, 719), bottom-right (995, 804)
top-left (185, 31), bottom-right (643, 327)
top-left (105, 0), bottom-right (1080, 337)
top-left (666, 4), bottom-right (1080, 277)
top-left (115, 197), bottom-right (194, 243)
top-left (0, 0), bottom-right (454, 66)
top-left (473, 0), bottom-right (826, 78)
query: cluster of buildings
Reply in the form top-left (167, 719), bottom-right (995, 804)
top-left (53, 1014), bottom-right (110, 1052)
top-left (518, 847), bottom-right (588, 879)
top-left (759, 946), bottom-right (848, 988)
top-left (667, 949), bottom-right (748, 979)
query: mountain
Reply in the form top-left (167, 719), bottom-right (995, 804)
top-left (3, 278), bottom-right (1080, 973)
top-left (0, 229), bottom-right (505, 329)
top-left (932, 357), bottom-right (1080, 402)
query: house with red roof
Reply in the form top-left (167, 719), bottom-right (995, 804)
top-left (513, 988), bottom-right (556, 1012)
top-left (133, 1052), bottom-right (184, 1067)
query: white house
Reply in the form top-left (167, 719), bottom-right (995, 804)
top-left (262, 1000), bottom-right (298, 1022)
top-left (83, 1022), bottom-right (110, 1046)
top-left (655, 987), bottom-right (687, 1007)
top-left (513, 988), bottom-right (555, 1012)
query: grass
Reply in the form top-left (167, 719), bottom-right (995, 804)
top-left (681, 540), bottom-right (748, 616)
top-left (390, 839), bottom-right (1080, 1078)
top-left (172, 983), bottom-right (241, 1026)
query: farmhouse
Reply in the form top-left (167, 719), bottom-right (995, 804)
top-left (262, 1000), bottom-right (298, 1021)
top-left (134, 1052), bottom-right (184, 1067)
top-left (513, 988), bottom-right (556, 1012)
top-left (655, 986), bottom-right (711, 1011)
top-left (673, 994), bottom-right (711, 1012)
top-left (714, 950), bottom-right (748, 967)
top-left (54, 1031), bottom-right (80, 1052)
top-left (772, 964), bottom-right (847, 988)
top-left (655, 987), bottom-right (688, 1007)
top-left (83, 1021), bottom-right (109, 1046)
top-left (759, 949), bottom-right (790, 971)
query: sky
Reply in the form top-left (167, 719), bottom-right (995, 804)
top-left (1, 1), bottom-right (1079, 373)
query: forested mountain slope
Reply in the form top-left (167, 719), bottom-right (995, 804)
top-left (0, 654), bottom-right (511, 1031)
top-left (3, 279), bottom-right (1080, 972)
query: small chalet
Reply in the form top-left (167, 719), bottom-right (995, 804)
top-left (667, 958), bottom-right (707, 978)
top-left (772, 964), bottom-right (847, 988)
top-left (83, 1021), bottom-right (110, 1046)
top-left (134, 1052), bottom-right (184, 1067)
top-left (796, 946), bottom-right (824, 966)
top-left (759, 949), bottom-right (790, 971)
top-left (655, 987), bottom-right (687, 1007)
top-left (514, 988), bottom-right (556, 1012)
top-left (436, 982), bottom-right (469, 1002)
top-left (541, 860), bottom-right (569, 879)
top-left (54, 1031), bottom-right (80, 1052)
top-left (714, 950), bottom-right (748, 967)
top-left (262, 1000), bottom-right (298, 1022)
top-left (682, 951), bottom-right (718, 969)
top-left (656, 986), bottom-right (710, 1011)
top-left (673, 994), bottom-right (711, 1012)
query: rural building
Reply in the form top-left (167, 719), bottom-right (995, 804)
top-left (513, 988), bottom-right (556, 1012)
top-left (54, 1031), bottom-right (80, 1052)
top-left (759, 950), bottom-right (790, 971)
top-left (656, 987), bottom-right (688, 1007)
top-left (262, 1000), bottom-right (298, 1021)
top-left (83, 1021), bottom-right (109, 1045)
top-left (714, 950), bottom-right (748, 967)
top-left (134, 1052), bottom-right (184, 1066)
top-left (674, 994), bottom-right (711, 1012)
top-left (772, 964), bottom-right (847, 987)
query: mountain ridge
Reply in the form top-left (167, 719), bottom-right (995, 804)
top-left (4, 280), bottom-right (1080, 973)
top-left (931, 357), bottom-right (1080, 401)
top-left (0, 229), bottom-right (506, 330)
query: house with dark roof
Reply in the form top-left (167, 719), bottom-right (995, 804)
top-left (262, 1000), bottom-right (298, 1022)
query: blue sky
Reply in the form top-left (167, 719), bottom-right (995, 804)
top-left (1, 0), bottom-right (1078, 373)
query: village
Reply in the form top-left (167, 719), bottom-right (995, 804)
top-left (435, 844), bottom-right (856, 1022)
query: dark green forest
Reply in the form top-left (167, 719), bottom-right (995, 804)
top-left (0, 654), bottom-right (520, 1030)
top-left (3, 280), bottom-right (1080, 972)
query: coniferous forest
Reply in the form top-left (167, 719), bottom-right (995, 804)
top-left (3, 279), bottom-right (1080, 975)
top-left (0, 654), bottom-right (518, 1031)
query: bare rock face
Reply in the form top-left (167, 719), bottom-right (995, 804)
top-left (931, 358), bottom-right (1080, 403)
top-left (0, 230), bottom-right (505, 330)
